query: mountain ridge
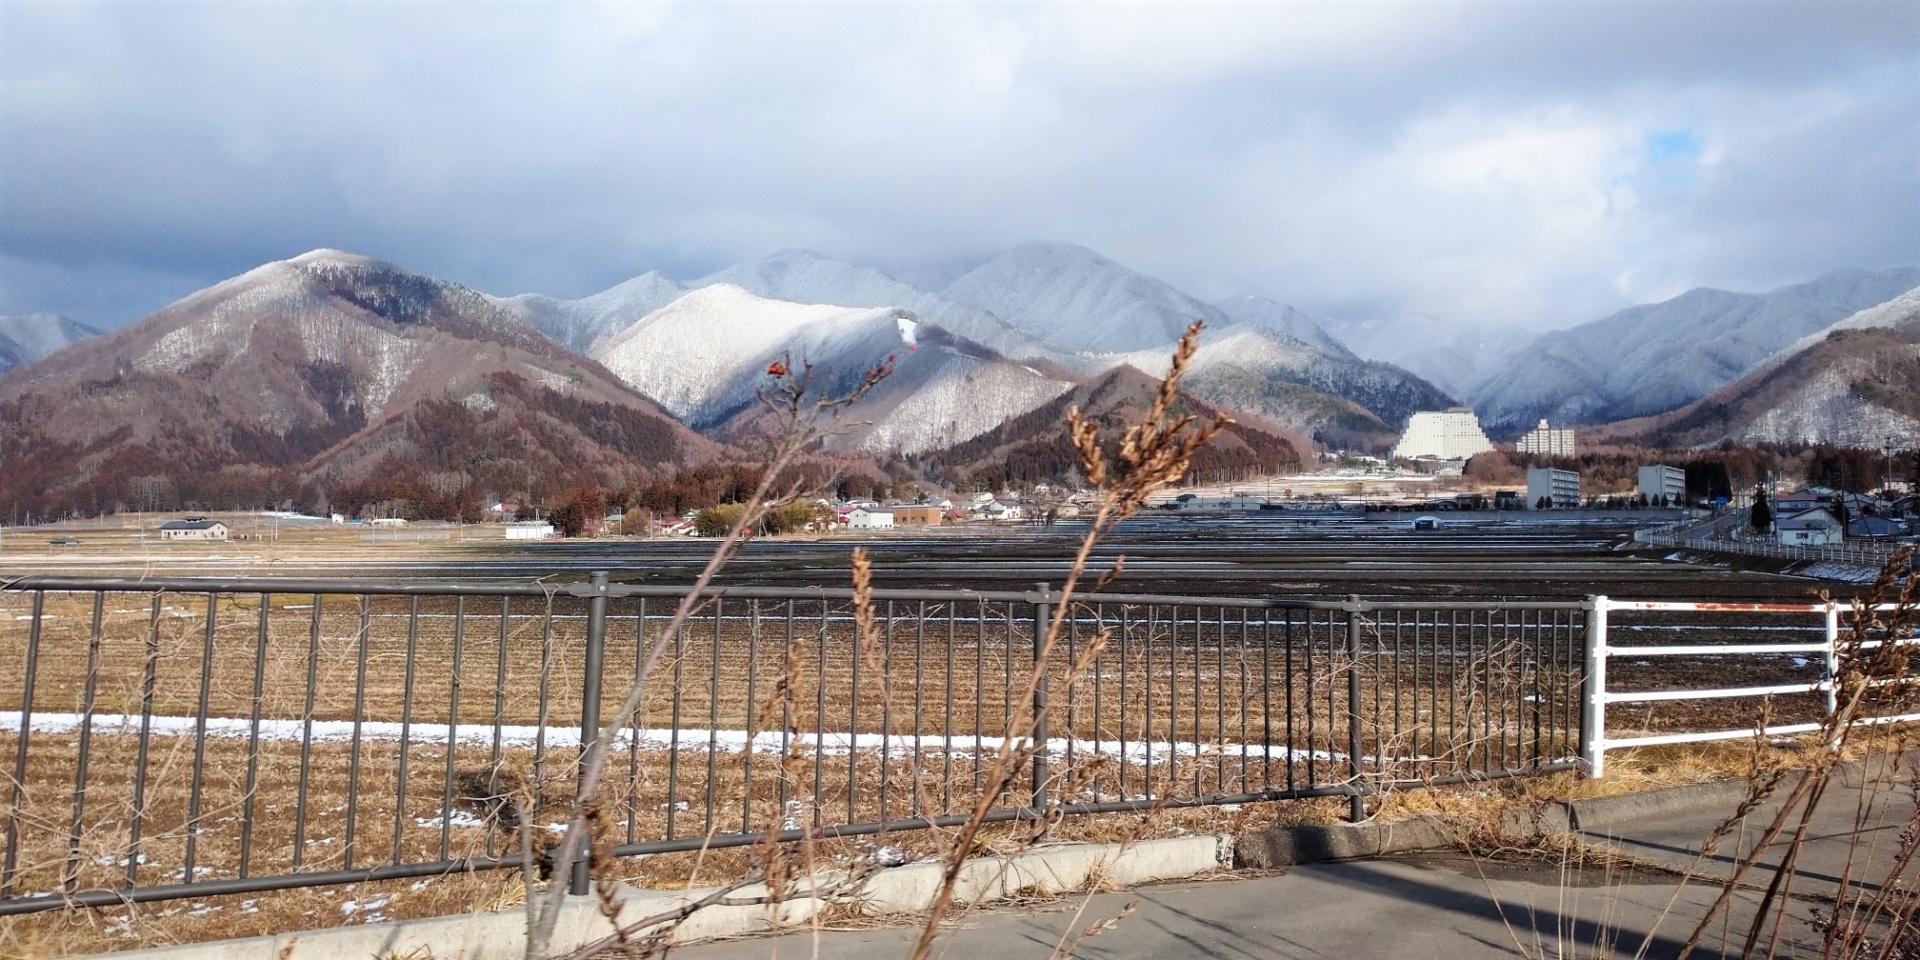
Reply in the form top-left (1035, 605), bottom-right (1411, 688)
top-left (0, 250), bottom-right (712, 517)
top-left (0, 313), bottom-right (100, 373)
top-left (1468, 267), bottom-right (1920, 433)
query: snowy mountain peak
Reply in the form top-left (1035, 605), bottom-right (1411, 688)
top-left (939, 242), bottom-right (1229, 353)
top-left (288, 248), bottom-right (383, 266)
top-left (0, 312), bottom-right (102, 372)
top-left (1211, 295), bottom-right (1357, 360)
top-left (1468, 266), bottom-right (1920, 431)
top-left (692, 251), bottom-right (1051, 361)
top-left (498, 270), bottom-right (686, 353)
top-left (592, 284), bottom-right (1074, 453)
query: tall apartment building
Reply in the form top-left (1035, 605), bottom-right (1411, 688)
top-left (1526, 467), bottom-right (1581, 509)
top-left (1516, 419), bottom-right (1576, 456)
top-left (1391, 408), bottom-right (1495, 460)
top-left (1637, 464), bottom-right (1686, 505)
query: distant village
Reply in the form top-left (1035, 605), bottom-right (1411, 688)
top-left (118, 406), bottom-right (1915, 552)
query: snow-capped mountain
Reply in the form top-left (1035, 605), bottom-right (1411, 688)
top-left (937, 241), bottom-right (1234, 354)
top-left (489, 242), bottom-right (1451, 449)
top-left (593, 284), bottom-right (1076, 454)
top-left (0, 250), bottom-right (709, 514)
top-left (1619, 288), bottom-right (1920, 449)
top-left (1468, 267), bottom-right (1920, 433)
top-left (1094, 325), bottom-right (1454, 442)
top-left (496, 271), bottom-right (685, 353)
top-left (1318, 314), bottom-right (1532, 400)
top-left (1210, 296), bottom-right (1357, 361)
top-left (691, 250), bottom-right (1052, 361)
top-left (0, 313), bottom-right (100, 372)
top-left (915, 364), bottom-right (1304, 488)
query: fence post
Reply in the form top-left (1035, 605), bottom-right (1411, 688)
top-left (1031, 582), bottom-right (1052, 827)
top-left (1580, 595), bottom-right (1609, 778)
top-left (1345, 595), bottom-right (1365, 823)
top-left (570, 571), bottom-right (610, 896)
top-left (1823, 601), bottom-right (1841, 718)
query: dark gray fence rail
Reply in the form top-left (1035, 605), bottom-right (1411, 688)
top-left (0, 575), bottom-right (1587, 914)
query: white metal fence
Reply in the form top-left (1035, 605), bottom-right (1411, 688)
top-left (1581, 599), bottom-right (1917, 777)
top-left (1633, 528), bottom-right (1903, 567)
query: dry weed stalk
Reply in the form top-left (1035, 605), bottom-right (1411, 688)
top-left (904, 320), bottom-right (1227, 960)
top-left (524, 353), bottom-right (892, 959)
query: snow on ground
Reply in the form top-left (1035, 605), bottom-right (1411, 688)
top-left (0, 710), bottom-right (1339, 764)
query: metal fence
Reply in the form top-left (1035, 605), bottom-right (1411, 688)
top-left (0, 575), bottom-right (1587, 915)
top-left (1583, 599), bottom-right (1919, 777)
top-left (1633, 528), bottom-right (1905, 567)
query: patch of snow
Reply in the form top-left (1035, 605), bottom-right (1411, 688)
top-left (415, 810), bottom-right (486, 829)
top-left (0, 709), bottom-right (1341, 765)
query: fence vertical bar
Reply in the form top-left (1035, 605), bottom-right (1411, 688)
top-left (1031, 583), bottom-right (1052, 822)
top-left (343, 594), bottom-right (371, 869)
top-left (63, 593), bottom-right (105, 893)
top-left (126, 595), bottom-right (161, 889)
top-left (295, 595), bottom-right (323, 869)
top-left (183, 592), bottom-right (218, 881)
top-left (1, 589), bottom-right (41, 898)
top-left (393, 596), bottom-right (419, 864)
top-left (1580, 596), bottom-right (1609, 778)
top-left (238, 592), bottom-right (271, 878)
top-left (571, 572), bottom-right (609, 896)
top-left (1345, 596), bottom-right (1365, 822)
top-left (1823, 602), bottom-right (1841, 718)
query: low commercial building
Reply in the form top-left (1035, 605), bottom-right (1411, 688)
top-left (891, 505), bottom-right (944, 526)
top-left (1391, 408), bottom-right (1495, 461)
top-left (1516, 420), bottom-right (1577, 456)
top-left (1526, 467), bottom-right (1581, 509)
top-left (1637, 465), bottom-right (1686, 506)
top-left (158, 519), bottom-right (229, 541)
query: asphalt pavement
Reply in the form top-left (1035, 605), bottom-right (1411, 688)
top-left (673, 757), bottom-right (1917, 960)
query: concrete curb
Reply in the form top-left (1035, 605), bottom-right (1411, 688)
top-left (1237, 751), bottom-right (1920, 867)
top-left (87, 835), bottom-right (1230, 960)
top-left (1236, 778), bottom-right (1773, 868)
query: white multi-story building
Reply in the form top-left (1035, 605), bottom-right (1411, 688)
top-left (1637, 465), bottom-right (1686, 506)
top-left (1391, 408), bottom-right (1495, 461)
top-left (1516, 420), bottom-right (1576, 456)
top-left (846, 508), bottom-right (895, 529)
top-left (1526, 467), bottom-right (1581, 509)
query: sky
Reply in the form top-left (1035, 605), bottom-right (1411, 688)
top-left (1, 1), bottom-right (1916, 332)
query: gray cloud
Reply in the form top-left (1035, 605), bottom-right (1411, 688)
top-left (1, 1), bottom-right (1914, 330)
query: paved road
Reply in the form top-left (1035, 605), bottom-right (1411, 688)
top-left (675, 758), bottom-right (1917, 959)
top-left (671, 856), bottom-right (1759, 960)
top-left (1580, 752), bottom-right (1918, 901)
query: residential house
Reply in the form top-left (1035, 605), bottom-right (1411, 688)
top-left (1845, 515), bottom-right (1906, 540)
top-left (158, 519), bottom-right (229, 541)
top-left (979, 501), bottom-right (1023, 522)
top-left (1777, 509), bottom-right (1843, 546)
